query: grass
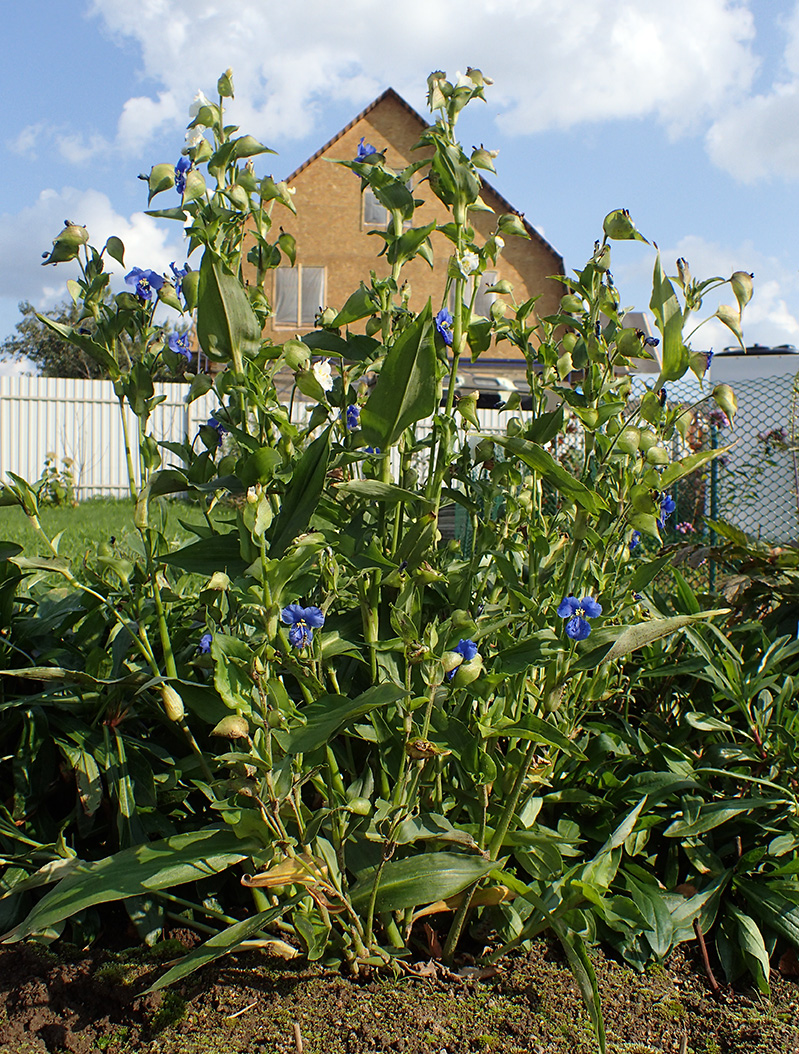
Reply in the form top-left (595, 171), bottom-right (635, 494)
top-left (0, 498), bottom-right (210, 563)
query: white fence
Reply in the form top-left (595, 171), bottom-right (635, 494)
top-left (0, 375), bottom-right (585, 501)
top-left (0, 376), bottom-right (217, 499)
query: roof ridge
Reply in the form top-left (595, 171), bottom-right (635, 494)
top-left (284, 88), bottom-right (562, 267)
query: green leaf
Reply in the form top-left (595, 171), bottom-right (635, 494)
top-left (196, 250), bottom-right (261, 363)
top-left (161, 533), bottom-right (248, 577)
top-left (282, 683), bottom-right (408, 755)
top-left (348, 852), bottom-right (498, 913)
top-left (493, 436), bottom-right (608, 515)
top-left (238, 446), bottom-right (283, 487)
top-left (728, 906), bottom-right (771, 995)
top-left (36, 314), bottom-right (119, 378)
top-left (630, 554), bottom-right (674, 592)
top-left (183, 168), bottom-right (207, 204)
top-left (360, 303), bottom-right (437, 449)
top-left (1, 828), bottom-right (260, 943)
top-left (650, 253), bottom-right (688, 382)
top-left (268, 425), bottom-right (331, 558)
top-left (659, 448), bottom-right (727, 489)
top-left (664, 798), bottom-right (781, 838)
top-left (148, 163), bottom-right (175, 203)
top-left (496, 629), bottom-right (563, 674)
top-left (232, 134), bottom-right (275, 159)
top-left (146, 897), bottom-right (303, 991)
top-left (482, 711), bottom-right (584, 758)
top-left (623, 872), bottom-right (675, 960)
top-left (329, 284), bottom-right (379, 328)
top-left (571, 611), bottom-right (729, 671)
top-left (736, 879), bottom-right (799, 950)
top-left (334, 480), bottom-right (433, 508)
top-left (104, 236), bottom-right (125, 266)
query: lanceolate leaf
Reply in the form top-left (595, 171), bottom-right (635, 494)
top-left (348, 852), bottom-right (498, 913)
top-left (650, 253), bottom-right (687, 382)
top-left (196, 250), bottom-right (261, 363)
top-left (360, 302), bottom-right (438, 449)
top-left (268, 425), bottom-right (332, 558)
top-left (147, 894), bottom-right (303, 993)
top-left (736, 879), bottom-right (799, 950)
top-left (493, 436), bottom-right (608, 515)
top-left (282, 683), bottom-right (408, 755)
top-left (571, 610), bottom-right (730, 671)
top-left (1, 828), bottom-right (261, 943)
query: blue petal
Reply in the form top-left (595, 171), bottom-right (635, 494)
top-left (565, 616), bottom-right (591, 641)
top-left (580, 597), bottom-right (602, 618)
top-left (557, 596), bottom-right (580, 618)
top-left (281, 603), bottom-right (306, 625)
top-left (454, 638), bottom-right (478, 661)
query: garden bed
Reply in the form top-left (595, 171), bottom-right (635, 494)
top-left (1, 937), bottom-right (797, 1054)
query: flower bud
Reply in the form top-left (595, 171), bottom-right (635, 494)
top-left (713, 383), bottom-right (737, 426)
top-left (638, 429), bottom-right (657, 453)
top-left (457, 392), bottom-right (479, 428)
top-left (160, 685), bottom-right (185, 723)
top-left (561, 332), bottom-right (579, 355)
top-left (560, 294), bottom-right (583, 314)
top-left (730, 271), bottom-right (754, 310)
top-left (676, 258), bottom-right (692, 288)
top-left (603, 209), bottom-right (645, 242)
top-left (212, 715), bottom-right (250, 739)
top-left (451, 656), bottom-right (483, 688)
top-left (441, 651), bottom-right (464, 674)
top-left (646, 444), bottom-right (669, 466)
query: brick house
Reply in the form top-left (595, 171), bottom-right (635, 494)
top-left (259, 89), bottom-right (564, 381)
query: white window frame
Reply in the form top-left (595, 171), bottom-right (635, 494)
top-left (273, 266), bottom-right (326, 328)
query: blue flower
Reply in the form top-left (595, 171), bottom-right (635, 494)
top-left (557, 595), bottom-right (602, 641)
top-left (435, 307), bottom-right (454, 347)
top-left (446, 638), bottom-right (479, 680)
top-left (205, 413), bottom-right (228, 440)
top-left (365, 446), bottom-right (381, 455)
top-left (629, 531), bottom-right (641, 552)
top-left (170, 261), bottom-right (189, 305)
top-left (168, 331), bottom-right (192, 359)
top-left (346, 404), bottom-right (360, 430)
top-left (643, 336), bottom-right (660, 348)
top-left (355, 137), bottom-right (377, 163)
top-left (197, 632), bottom-right (213, 654)
top-left (704, 350), bottom-right (714, 373)
top-left (657, 494), bottom-right (676, 530)
top-left (281, 604), bottom-right (325, 649)
top-left (175, 156), bottom-right (191, 196)
top-left (125, 267), bottom-right (164, 301)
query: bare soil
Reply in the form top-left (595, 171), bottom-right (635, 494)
top-left (0, 936), bottom-right (797, 1054)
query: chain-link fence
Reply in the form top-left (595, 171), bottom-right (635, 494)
top-left (443, 373), bottom-right (799, 584)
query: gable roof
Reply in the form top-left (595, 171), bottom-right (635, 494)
top-left (285, 88), bottom-right (563, 268)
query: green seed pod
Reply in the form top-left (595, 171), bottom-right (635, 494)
top-left (638, 429), bottom-right (658, 453)
top-left (441, 651), bottom-right (463, 674)
top-left (451, 656), bottom-right (483, 688)
top-left (160, 685), bottom-right (185, 723)
top-left (474, 438), bottom-right (495, 462)
top-left (560, 294), bottom-right (583, 314)
top-left (346, 797), bottom-right (372, 816)
top-left (713, 383), bottom-right (737, 425)
top-left (561, 331), bottom-right (579, 355)
top-left (603, 208), bottom-right (644, 241)
top-left (730, 270), bottom-right (754, 310)
top-left (646, 444), bottom-right (669, 466)
top-left (212, 715), bottom-right (250, 739)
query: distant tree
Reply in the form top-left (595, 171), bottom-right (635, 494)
top-left (0, 300), bottom-right (183, 379)
top-left (0, 300), bottom-right (108, 379)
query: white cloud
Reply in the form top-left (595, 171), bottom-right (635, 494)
top-left (706, 1), bottom-right (799, 180)
top-left (0, 187), bottom-right (184, 314)
top-left (83, 0), bottom-right (759, 150)
top-left (613, 233), bottom-right (799, 351)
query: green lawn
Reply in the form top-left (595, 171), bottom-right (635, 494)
top-left (0, 498), bottom-right (209, 563)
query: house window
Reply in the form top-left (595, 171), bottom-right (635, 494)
top-left (274, 266), bottom-right (326, 327)
top-left (451, 271), bottom-right (498, 317)
top-left (362, 178), bottom-right (413, 229)
top-left (363, 189), bottom-right (387, 227)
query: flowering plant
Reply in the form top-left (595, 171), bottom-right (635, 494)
top-left (2, 67), bottom-right (760, 1039)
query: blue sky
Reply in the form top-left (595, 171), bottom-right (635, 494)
top-left (3, 0), bottom-right (799, 368)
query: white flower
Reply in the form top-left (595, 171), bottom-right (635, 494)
top-left (495, 236), bottom-right (505, 251)
top-left (189, 90), bottom-right (212, 120)
top-left (311, 358), bottom-right (334, 393)
top-left (184, 127), bottom-right (206, 150)
top-left (459, 251), bottom-right (479, 277)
